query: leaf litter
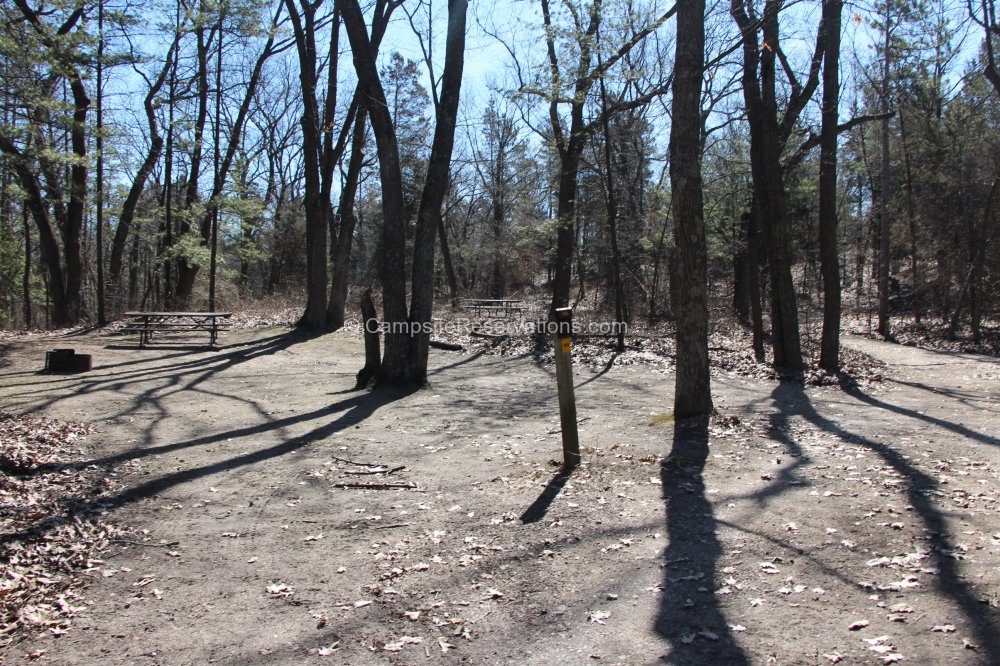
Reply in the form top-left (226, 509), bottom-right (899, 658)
top-left (1, 411), bottom-right (125, 645)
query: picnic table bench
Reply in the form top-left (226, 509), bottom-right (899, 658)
top-left (458, 298), bottom-right (525, 318)
top-left (122, 311), bottom-right (232, 348)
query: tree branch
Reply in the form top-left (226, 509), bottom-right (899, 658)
top-left (784, 111), bottom-right (893, 173)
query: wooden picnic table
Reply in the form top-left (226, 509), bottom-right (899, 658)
top-left (458, 298), bottom-right (525, 318)
top-left (122, 311), bottom-right (232, 348)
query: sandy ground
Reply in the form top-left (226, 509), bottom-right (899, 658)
top-left (0, 326), bottom-right (998, 665)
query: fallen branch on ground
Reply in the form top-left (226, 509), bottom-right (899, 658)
top-left (332, 481), bottom-right (418, 490)
top-left (341, 465), bottom-right (405, 476)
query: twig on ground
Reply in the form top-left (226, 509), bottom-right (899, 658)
top-left (331, 456), bottom-right (389, 468)
top-left (341, 465), bottom-right (406, 476)
top-left (112, 538), bottom-right (180, 548)
top-left (332, 482), bottom-right (418, 490)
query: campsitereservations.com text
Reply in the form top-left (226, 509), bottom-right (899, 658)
top-left (343, 318), bottom-right (628, 337)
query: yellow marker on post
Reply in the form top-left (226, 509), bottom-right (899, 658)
top-left (561, 337), bottom-right (571, 353)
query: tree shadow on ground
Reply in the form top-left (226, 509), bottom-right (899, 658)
top-left (849, 382), bottom-right (999, 447)
top-left (11, 329), bottom-right (327, 465)
top-left (653, 416), bottom-right (749, 665)
top-left (778, 381), bottom-right (1000, 658)
top-left (0, 385), bottom-right (414, 546)
top-left (519, 471), bottom-right (572, 524)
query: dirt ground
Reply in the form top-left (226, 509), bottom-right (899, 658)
top-left (1, 325), bottom-right (998, 665)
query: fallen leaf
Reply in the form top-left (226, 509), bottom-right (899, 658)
top-left (266, 584), bottom-right (293, 597)
top-left (588, 610), bottom-right (610, 624)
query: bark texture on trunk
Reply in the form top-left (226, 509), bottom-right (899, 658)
top-left (671, 0), bottom-right (713, 419)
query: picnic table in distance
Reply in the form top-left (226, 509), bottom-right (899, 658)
top-left (458, 298), bottom-right (525, 318)
top-left (122, 311), bottom-right (232, 348)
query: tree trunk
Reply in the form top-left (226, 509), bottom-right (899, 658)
top-left (733, 212), bottom-right (751, 326)
top-left (339, 0), bottom-right (409, 378)
top-left (541, 0), bottom-right (599, 317)
top-left (0, 137), bottom-right (69, 327)
top-left (969, 177), bottom-right (987, 342)
top-left (598, 72), bottom-right (626, 352)
top-left (96, 0), bottom-right (106, 325)
top-left (172, 16), bottom-right (211, 308)
top-left (648, 213), bottom-right (671, 323)
top-left (552, 144), bottom-right (584, 314)
top-left (287, 0), bottom-right (330, 327)
top-left (671, 0), bottom-right (713, 419)
top-left (438, 215), bottom-right (459, 306)
top-left (747, 208), bottom-right (765, 362)
top-left (491, 199), bottom-right (506, 298)
top-left (328, 107), bottom-right (368, 330)
top-left (356, 288), bottom-right (381, 389)
top-left (897, 110), bottom-right (921, 325)
top-left (406, 0), bottom-right (468, 385)
top-left (732, 0), bottom-right (814, 370)
top-left (818, 0), bottom-right (843, 372)
top-left (23, 206), bottom-right (32, 328)
top-left (877, 3), bottom-right (892, 339)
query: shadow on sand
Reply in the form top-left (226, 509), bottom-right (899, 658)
top-left (653, 415), bottom-right (749, 664)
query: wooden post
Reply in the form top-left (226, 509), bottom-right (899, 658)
top-left (553, 307), bottom-right (581, 470)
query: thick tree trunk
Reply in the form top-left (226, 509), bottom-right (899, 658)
top-left (818, 0), bottom-right (843, 372)
top-left (287, 0), bottom-right (330, 327)
top-left (732, 0), bottom-right (816, 370)
top-left (671, 0), bottom-right (713, 419)
top-left (406, 0), bottom-right (468, 385)
top-left (551, 145), bottom-right (584, 314)
top-left (172, 19), bottom-right (211, 308)
top-left (339, 0), bottom-right (409, 378)
top-left (356, 288), bottom-right (382, 389)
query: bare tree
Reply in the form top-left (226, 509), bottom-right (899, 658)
top-left (671, 0), bottom-right (712, 418)
top-left (819, 0), bottom-right (843, 370)
top-left (339, 0), bottom-right (468, 386)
